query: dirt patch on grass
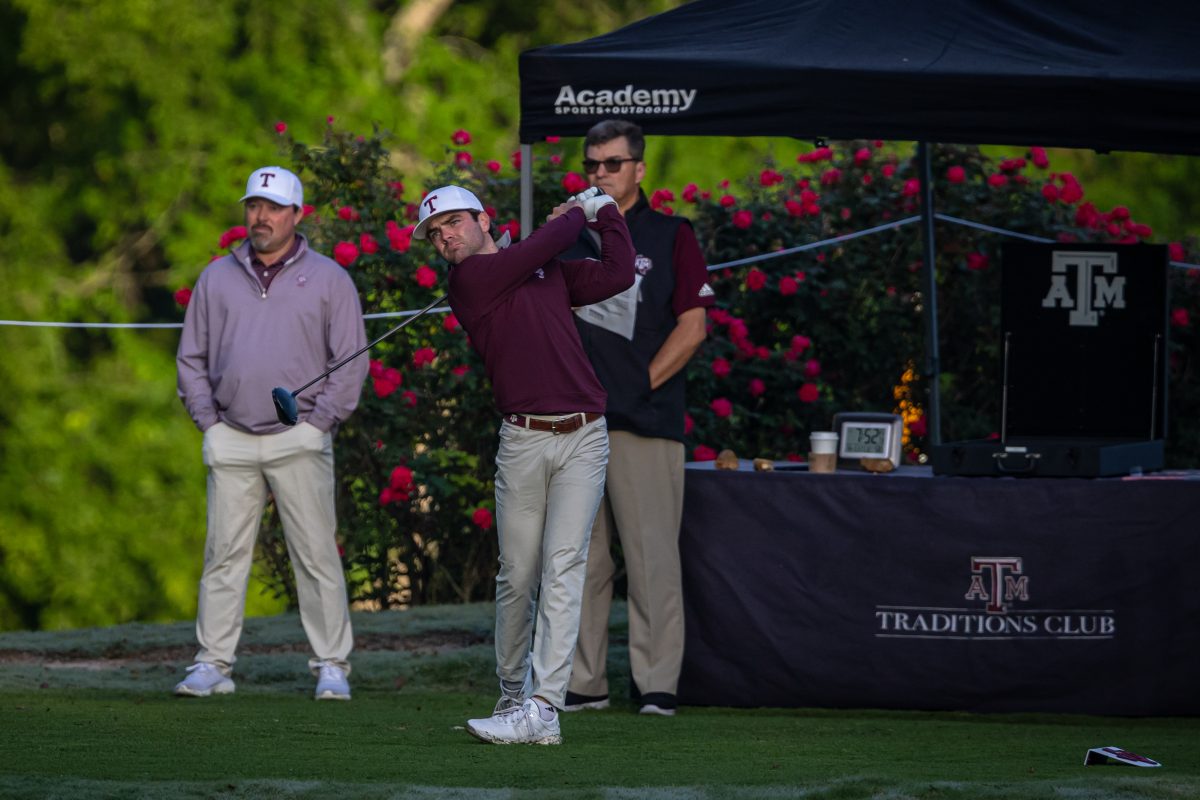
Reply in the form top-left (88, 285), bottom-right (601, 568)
top-left (0, 630), bottom-right (489, 669)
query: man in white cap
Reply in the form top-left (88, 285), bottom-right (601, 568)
top-left (415, 184), bottom-right (634, 744)
top-left (175, 166), bottom-right (367, 701)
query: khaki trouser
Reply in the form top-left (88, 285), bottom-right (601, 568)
top-left (195, 421), bottom-right (352, 675)
top-left (493, 416), bottom-right (609, 709)
top-left (569, 431), bottom-right (685, 698)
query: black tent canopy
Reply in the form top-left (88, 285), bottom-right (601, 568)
top-left (515, 0), bottom-right (1200, 442)
top-left (519, 0), bottom-right (1200, 151)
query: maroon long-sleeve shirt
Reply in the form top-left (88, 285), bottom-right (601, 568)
top-left (448, 205), bottom-right (635, 415)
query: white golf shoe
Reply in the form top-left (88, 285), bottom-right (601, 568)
top-left (174, 662), bottom-right (235, 697)
top-left (314, 663), bottom-right (351, 701)
top-left (467, 698), bottom-right (562, 745)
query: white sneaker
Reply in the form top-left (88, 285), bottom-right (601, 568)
top-left (174, 662), bottom-right (235, 697)
top-left (314, 664), bottom-right (351, 701)
top-left (639, 703), bottom-right (677, 717)
top-left (467, 698), bottom-right (562, 745)
top-left (494, 693), bottom-right (524, 714)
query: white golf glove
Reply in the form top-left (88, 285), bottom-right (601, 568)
top-left (581, 192), bottom-right (617, 221)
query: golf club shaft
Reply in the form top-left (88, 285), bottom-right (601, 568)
top-left (293, 294), bottom-right (448, 396)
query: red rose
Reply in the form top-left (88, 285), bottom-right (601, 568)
top-left (390, 465), bottom-right (414, 491)
top-left (373, 376), bottom-right (398, 399)
top-left (749, 378), bottom-right (766, 397)
top-left (854, 147), bottom-right (871, 165)
top-left (797, 382), bottom-right (820, 403)
top-left (784, 200), bottom-right (803, 217)
top-left (1059, 181), bottom-right (1083, 204)
top-left (401, 390), bottom-right (417, 408)
top-left (386, 222), bottom-right (414, 253)
top-left (946, 165), bottom-right (966, 183)
top-left (451, 365), bottom-right (469, 377)
top-left (901, 178), bottom-right (921, 196)
top-left (302, 204), bottom-right (316, 219)
top-left (412, 347), bottom-right (437, 368)
top-left (389, 180), bottom-right (404, 198)
top-left (820, 168), bottom-right (842, 186)
top-left (881, 164), bottom-right (896, 178)
top-left (711, 397), bottom-right (733, 418)
top-left (369, 359), bottom-right (384, 379)
top-left (452, 129), bottom-right (472, 145)
top-left (987, 173), bottom-right (1009, 188)
top-left (682, 183), bottom-right (699, 203)
top-left (415, 264), bottom-right (438, 288)
top-left (486, 160), bottom-right (501, 174)
top-left (693, 444), bottom-right (718, 461)
top-left (174, 287), bottom-right (192, 307)
top-left (337, 206), bottom-right (354, 221)
top-left (684, 413), bottom-right (694, 435)
top-left (562, 172), bottom-right (589, 194)
top-left (545, 135), bottom-right (561, 143)
top-left (861, 173), bottom-right (874, 186)
top-left (455, 151), bottom-right (472, 165)
top-left (274, 121), bottom-right (287, 134)
top-left (1041, 183), bottom-right (1060, 203)
top-left (1030, 146), bottom-right (1049, 168)
top-left (510, 150), bottom-right (521, 170)
top-left (760, 169), bottom-right (785, 186)
top-left (218, 225), bottom-right (248, 249)
top-left (443, 313), bottom-right (460, 331)
top-left (803, 358), bottom-right (821, 379)
top-left (472, 507), bottom-right (493, 531)
top-left (333, 241), bottom-right (358, 268)
top-left (745, 267), bottom-right (767, 290)
top-left (712, 358), bottom-right (731, 377)
top-left (379, 488), bottom-right (394, 506)
top-left (359, 233), bottom-right (379, 254)
top-left (1169, 242), bottom-right (1185, 262)
top-left (790, 334), bottom-right (811, 354)
top-left (966, 252), bottom-right (989, 271)
top-left (779, 276), bottom-right (798, 296)
top-left (719, 194), bottom-right (736, 208)
top-left (732, 210), bottom-right (754, 230)
top-left (1171, 308), bottom-right (1190, 327)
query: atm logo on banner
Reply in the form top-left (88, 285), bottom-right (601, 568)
top-left (1041, 250), bottom-right (1126, 327)
top-left (554, 85), bottom-right (698, 116)
top-left (874, 556), bottom-right (1117, 640)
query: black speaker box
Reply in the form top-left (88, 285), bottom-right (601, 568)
top-left (933, 243), bottom-right (1169, 478)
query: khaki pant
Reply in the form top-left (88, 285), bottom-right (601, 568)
top-left (493, 417), bottom-right (609, 708)
top-left (569, 431), bottom-right (685, 698)
top-left (195, 421), bottom-right (352, 675)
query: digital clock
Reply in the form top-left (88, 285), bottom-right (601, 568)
top-left (831, 412), bottom-right (903, 470)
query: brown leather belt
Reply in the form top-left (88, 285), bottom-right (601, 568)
top-left (503, 412), bottom-right (602, 434)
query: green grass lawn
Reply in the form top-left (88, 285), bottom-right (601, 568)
top-left (0, 603), bottom-right (1195, 799)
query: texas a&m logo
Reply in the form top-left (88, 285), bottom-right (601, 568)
top-left (964, 556), bottom-right (1029, 614)
top-left (1041, 251), bottom-right (1126, 327)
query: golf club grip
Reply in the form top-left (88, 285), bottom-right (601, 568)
top-left (293, 294), bottom-right (448, 396)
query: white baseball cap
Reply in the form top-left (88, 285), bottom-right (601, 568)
top-left (240, 166), bottom-right (304, 208)
top-left (413, 185), bottom-right (484, 240)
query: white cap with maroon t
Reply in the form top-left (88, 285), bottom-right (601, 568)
top-left (413, 185), bottom-right (484, 240)
top-left (240, 166), bottom-right (304, 209)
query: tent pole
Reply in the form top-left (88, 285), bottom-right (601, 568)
top-left (916, 141), bottom-right (943, 447)
top-left (520, 144), bottom-right (533, 243)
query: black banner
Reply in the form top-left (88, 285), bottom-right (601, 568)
top-left (678, 464), bottom-right (1200, 715)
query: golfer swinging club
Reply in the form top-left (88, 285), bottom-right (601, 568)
top-left (415, 184), bottom-right (634, 744)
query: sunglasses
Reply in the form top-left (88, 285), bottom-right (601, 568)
top-left (582, 157), bottom-right (638, 174)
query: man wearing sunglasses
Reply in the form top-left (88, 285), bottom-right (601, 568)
top-left (564, 119), bottom-right (715, 718)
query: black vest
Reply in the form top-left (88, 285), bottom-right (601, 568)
top-left (568, 193), bottom-right (691, 442)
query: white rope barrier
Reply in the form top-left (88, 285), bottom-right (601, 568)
top-left (2, 216), bottom-right (1196, 330)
